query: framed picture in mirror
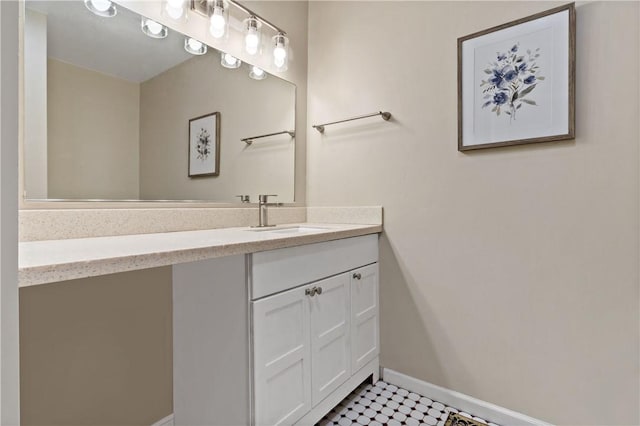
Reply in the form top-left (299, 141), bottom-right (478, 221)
top-left (189, 112), bottom-right (220, 177)
top-left (458, 3), bottom-right (575, 151)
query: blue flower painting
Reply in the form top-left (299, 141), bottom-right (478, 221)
top-left (480, 43), bottom-right (545, 120)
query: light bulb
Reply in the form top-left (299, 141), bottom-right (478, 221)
top-left (245, 31), bottom-right (259, 55)
top-left (220, 48), bottom-right (240, 69)
top-left (165, 4), bottom-right (184, 19)
top-left (224, 54), bottom-right (235, 65)
top-left (185, 37), bottom-right (207, 55)
top-left (166, 0), bottom-right (184, 8)
top-left (209, 8), bottom-right (226, 38)
top-left (243, 17), bottom-right (261, 55)
top-left (209, 25), bottom-right (224, 38)
top-left (249, 66), bottom-right (266, 80)
top-left (272, 33), bottom-right (289, 70)
top-left (145, 19), bottom-right (163, 35)
top-left (187, 38), bottom-right (202, 51)
top-left (141, 18), bottom-right (168, 38)
top-left (91, 0), bottom-right (111, 12)
top-left (165, 0), bottom-right (184, 20)
top-left (84, 0), bottom-right (116, 17)
top-left (274, 46), bottom-right (286, 61)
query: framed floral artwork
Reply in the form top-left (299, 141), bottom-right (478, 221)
top-left (188, 112), bottom-right (220, 177)
top-left (458, 3), bottom-right (575, 151)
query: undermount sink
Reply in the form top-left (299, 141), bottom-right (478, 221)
top-left (248, 225), bottom-right (329, 234)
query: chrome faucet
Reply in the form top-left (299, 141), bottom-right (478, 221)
top-left (255, 194), bottom-right (278, 228)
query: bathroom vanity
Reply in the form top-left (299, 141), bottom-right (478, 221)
top-left (19, 222), bottom-right (381, 425)
top-left (174, 233), bottom-right (379, 425)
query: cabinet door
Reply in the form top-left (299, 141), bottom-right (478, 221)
top-left (310, 273), bottom-right (351, 406)
top-left (350, 263), bottom-right (379, 373)
top-left (252, 284), bottom-right (313, 425)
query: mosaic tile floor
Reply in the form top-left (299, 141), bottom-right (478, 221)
top-left (317, 380), bottom-right (500, 426)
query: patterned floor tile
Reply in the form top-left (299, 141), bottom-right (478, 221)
top-left (317, 381), bottom-right (499, 426)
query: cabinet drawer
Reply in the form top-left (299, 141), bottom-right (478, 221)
top-left (250, 234), bottom-right (378, 300)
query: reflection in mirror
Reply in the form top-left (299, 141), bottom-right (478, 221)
top-left (22, 0), bottom-right (296, 203)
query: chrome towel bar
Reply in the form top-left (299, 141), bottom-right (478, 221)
top-left (312, 111), bottom-right (392, 133)
top-left (241, 130), bottom-right (295, 145)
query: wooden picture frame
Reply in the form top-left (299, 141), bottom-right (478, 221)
top-left (188, 112), bottom-right (220, 177)
top-left (458, 3), bottom-right (575, 151)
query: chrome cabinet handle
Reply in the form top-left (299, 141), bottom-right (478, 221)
top-left (353, 273), bottom-right (362, 280)
top-left (305, 287), bottom-right (323, 297)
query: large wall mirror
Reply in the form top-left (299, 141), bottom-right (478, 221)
top-left (22, 0), bottom-right (296, 204)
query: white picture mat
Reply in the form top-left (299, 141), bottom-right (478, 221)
top-left (189, 115), bottom-right (217, 176)
top-left (461, 10), bottom-right (569, 147)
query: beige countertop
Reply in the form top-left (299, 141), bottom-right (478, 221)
top-left (19, 223), bottom-right (382, 287)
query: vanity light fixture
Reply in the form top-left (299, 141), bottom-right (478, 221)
top-left (191, 0), bottom-right (290, 72)
top-left (244, 16), bottom-right (262, 55)
top-left (84, 0), bottom-right (117, 17)
top-left (165, 0), bottom-right (186, 20)
top-left (185, 37), bottom-right (207, 55)
top-left (141, 18), bottom-right (168, 38)
top-left (209, 0), bottom-right (228, 39)
top-left (272, 33), bottom-right (288, 71)
top-left (221, 52), bottom-right (241, 69)
top-left (249, 66), bottom-right (266, 80)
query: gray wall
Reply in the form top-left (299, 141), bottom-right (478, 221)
top-left (20, 268), bottom-right (173, 425)
top-left (47, 59), bottom-right (140, 199)
top-left (306, 1), bottom-right (639, 424)
top-left (139, 54), bottom-right (295, 202)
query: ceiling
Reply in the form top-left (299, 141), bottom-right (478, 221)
top-left (26, 0), bottom-right (195, 83)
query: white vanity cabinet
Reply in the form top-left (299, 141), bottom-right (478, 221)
top-left (251, 235), bottom-right (379, 425)
top-left (173, 234), bottom-right (380, 426)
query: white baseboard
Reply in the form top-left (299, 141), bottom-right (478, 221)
top-left (381, 368), bottom-right (552, 426)
top-left (151, 414), bottom-right (174, 426)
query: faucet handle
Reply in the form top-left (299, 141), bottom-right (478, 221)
top-left (258, 194), bottom-right (278, 203)
top-left (236, 195), bottom-right (251, 203)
